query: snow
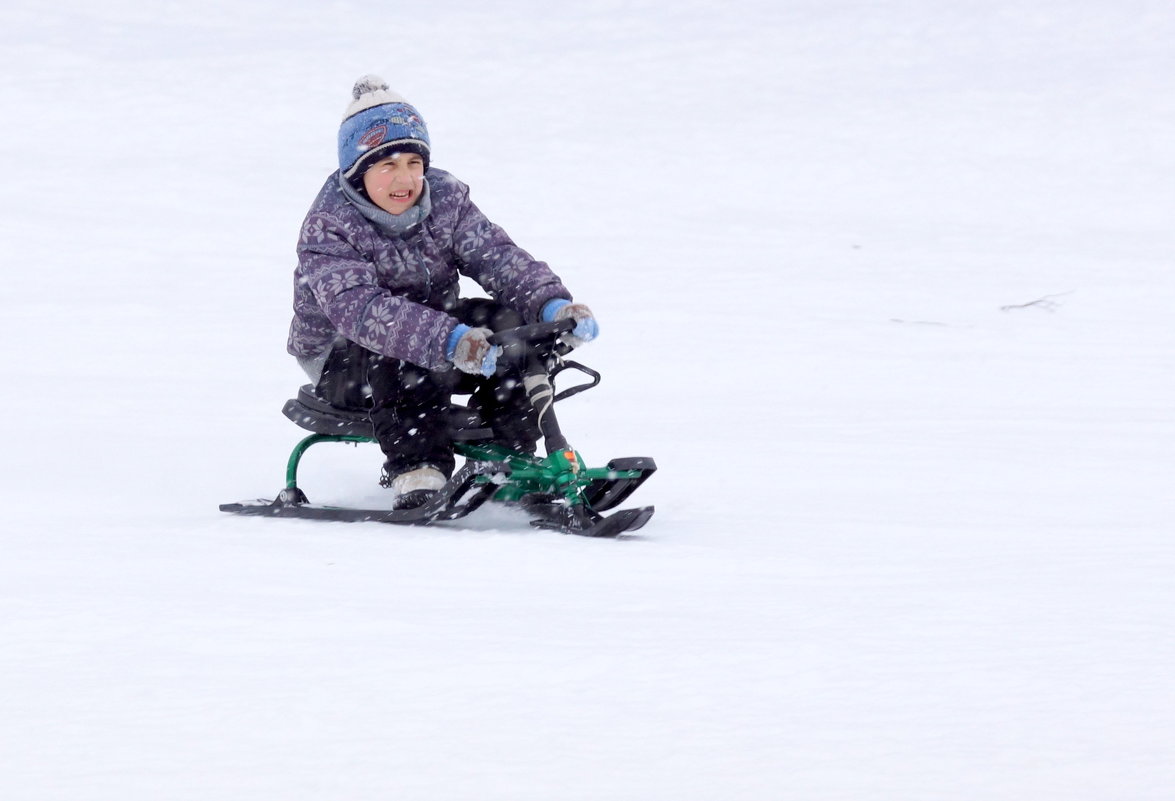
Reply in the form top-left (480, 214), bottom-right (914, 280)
top-left (2, 0), bottom-right (1174, 798)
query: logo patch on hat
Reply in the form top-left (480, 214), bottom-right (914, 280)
top-left (358, 125), bottom-right (387, 149)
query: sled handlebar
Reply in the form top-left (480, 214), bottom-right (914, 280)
top-left (487, 319), bottom-right (575, 348)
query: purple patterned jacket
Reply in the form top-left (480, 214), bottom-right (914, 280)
top-left (287, 169), bottom-right (571, 370)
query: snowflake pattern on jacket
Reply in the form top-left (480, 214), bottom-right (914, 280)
top-left (288, 169), bottom-right (571, 370)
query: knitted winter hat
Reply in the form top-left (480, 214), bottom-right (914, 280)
top-left (338, 75), bottom-right (430, 182)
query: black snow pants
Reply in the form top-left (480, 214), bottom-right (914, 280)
top-left (311, 300), bottom-right (540, 482)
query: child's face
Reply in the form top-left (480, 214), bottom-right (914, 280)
top-left (362, 152), bottom-right (426, 215)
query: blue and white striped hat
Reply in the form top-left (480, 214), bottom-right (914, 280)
top-left (338, 75), bottom-right (430, 182)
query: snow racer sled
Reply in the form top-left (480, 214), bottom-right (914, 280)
top-left (220, 319), bottom-right (656, 537)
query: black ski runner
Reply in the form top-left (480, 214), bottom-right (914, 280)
top-left (519, 493), bottom-right (655, 537)
top-left (554, 505), bottom-right (654, 538)
top-left (220, 459), bottom-right (652, 537)
top-left (219, 460), bottom-right (508, 525)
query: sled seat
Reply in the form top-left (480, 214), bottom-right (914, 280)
top-left (282, 385), bottom-right (493, 440)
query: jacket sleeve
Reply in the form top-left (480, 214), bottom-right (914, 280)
top-left (447, 181), bottom-right (571, 321)
top-left (297, 213), bottom-right (458, 370)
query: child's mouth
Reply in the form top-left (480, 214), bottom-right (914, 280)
top-left (390, 190), bottom-right (412, 200)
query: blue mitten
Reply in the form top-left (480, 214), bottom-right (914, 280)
top-left (542, 299), bottom-right (599, 348)
top-left (447, 325), bottom-right (500, 376)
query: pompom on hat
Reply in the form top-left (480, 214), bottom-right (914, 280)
top-left (338, 75), bottom-right (430, 182)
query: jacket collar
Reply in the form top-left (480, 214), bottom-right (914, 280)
top-left (338, 172), bottom-right (432, 236)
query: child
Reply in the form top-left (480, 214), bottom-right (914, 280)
top-left (287, 75), bottom-right (599, 510)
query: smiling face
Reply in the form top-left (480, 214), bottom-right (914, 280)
top-left (361, 152), bottom-right (426, 215)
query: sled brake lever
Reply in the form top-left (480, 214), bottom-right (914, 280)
top-left (552, 361), bottom-right (601, 402)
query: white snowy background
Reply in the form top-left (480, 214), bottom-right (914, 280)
top-left (2, 0), bottom-right (1173, 798)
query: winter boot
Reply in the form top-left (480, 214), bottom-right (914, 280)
top-left (385, 465), bottom-right (447, 510)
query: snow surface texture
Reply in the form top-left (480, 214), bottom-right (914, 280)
top-left (2, 1), bottom-right (1174, 799)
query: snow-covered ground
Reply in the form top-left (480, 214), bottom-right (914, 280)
top-left (3, 1), bottom-right (1174, 798)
